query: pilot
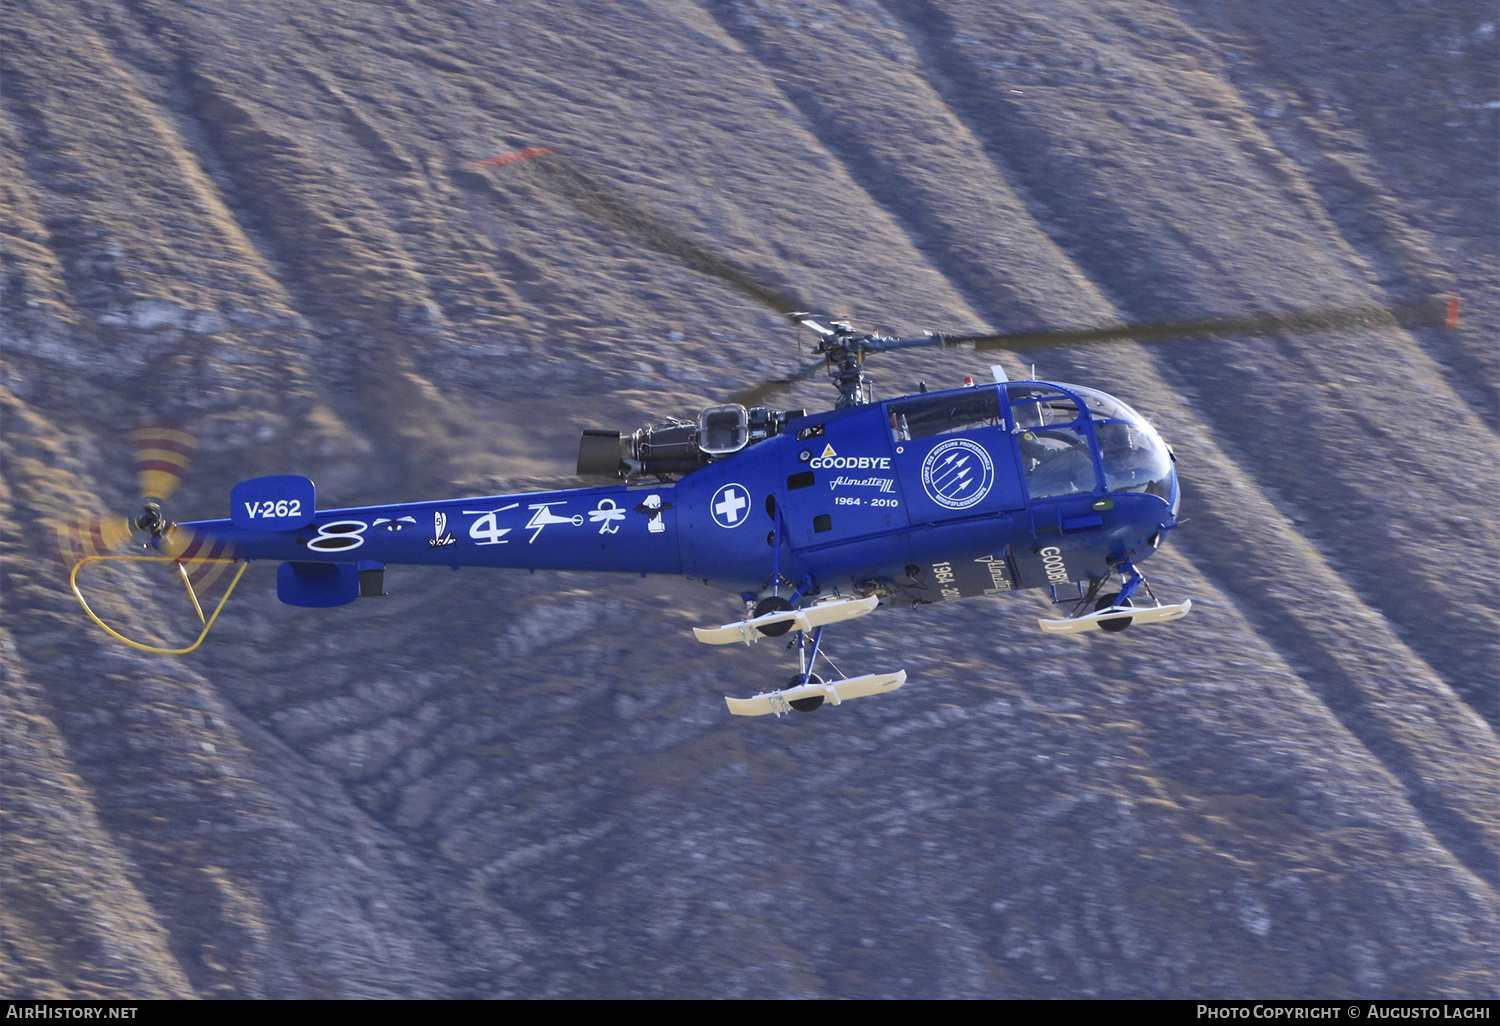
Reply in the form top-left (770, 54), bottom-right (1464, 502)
top-left (1018, 428), bottom-right (1093, 497)
top-left (1095, 423), bottom-right (1169, 491)
top-left (889, 411), bottom-right (911, 442)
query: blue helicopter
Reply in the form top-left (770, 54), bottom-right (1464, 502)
top-left (59, 154), bottom-right (1457, 716)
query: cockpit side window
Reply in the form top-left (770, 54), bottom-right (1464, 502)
top-left (1005, 383), bottom-right (1083, 430)
top-left (887, 388), bottom-right (1001, 442)
top-left (1004, 383), bottom-right (1097, 498)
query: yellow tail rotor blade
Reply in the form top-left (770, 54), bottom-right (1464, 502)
top-left (130, 419), bottom-right (197, 502)
top-left (159, 525), bottom-right (238, 590)
top-left (55, 514), bottom-right (133, 566)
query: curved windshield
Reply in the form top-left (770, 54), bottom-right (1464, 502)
top-left (1066, 384), bottom-right (1174, 502)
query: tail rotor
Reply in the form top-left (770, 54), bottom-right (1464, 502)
top-left (54, 418), bottom-right (238, 580)
top-left (53, 419), bottom-right (246, 653)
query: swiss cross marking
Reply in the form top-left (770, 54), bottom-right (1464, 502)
top-left (711, 484), bottom-right (750, 529)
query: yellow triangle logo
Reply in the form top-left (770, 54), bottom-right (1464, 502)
top-left (821, 443), bottom-right (837, 457)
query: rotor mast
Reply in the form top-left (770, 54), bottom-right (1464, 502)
top-left (789, 313), bottom-right (958, 408)
top-left (790, 314), bottom-right (876, 408)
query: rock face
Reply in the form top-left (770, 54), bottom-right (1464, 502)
top-left (2, 0), bottom-right (1496, 999)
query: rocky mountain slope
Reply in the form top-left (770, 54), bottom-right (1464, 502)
top-left (2, 0), bottom-right (1496, 998)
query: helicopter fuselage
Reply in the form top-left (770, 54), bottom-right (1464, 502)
top-left (181, 380), bottom-right (1179, 610)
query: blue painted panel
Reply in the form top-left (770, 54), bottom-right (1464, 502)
top-left (213, 484), bottom-right (685, 575)
top-left (886, 389), bottom-right (1027, 525)
top-left (677, 445), bottom-right (786, 590)
top-left (1062, 514), bottom-right (1104, 531)
top-left (780, 405), bottom-right (908, 551)
top-left (277, 561), bottom-right (359, 607)
top-left (800, 531), bottom-right (913, 591)
top-left (232, 475), bottom-right (316, 530)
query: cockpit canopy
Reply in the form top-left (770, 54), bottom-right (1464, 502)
top-left (1008, 382), bottom-right (1174, 502)
top-left (1069, 384), bottom-right (1175, 502)
top-left (886, 381), bottom-right (1175, 504)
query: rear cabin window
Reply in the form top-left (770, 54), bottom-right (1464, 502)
top-left (888, 388), bottom-right (1002, 442)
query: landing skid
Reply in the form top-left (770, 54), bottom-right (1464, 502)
top-left (726, 670), bottom-right (907, 717)
top-left (1038, 599), bottom-right (1191, 634)
top-left (693, 595), bottom-right (878, 645)
top-left (1038, 558), bottom-right (1190, 634)
top-left (699, 592), bottom-right (903, 716)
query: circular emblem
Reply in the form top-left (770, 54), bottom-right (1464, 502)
top-left (921, 438), bottom-right (995, 510)
top-left (710, 483), bottom-right (752, 529)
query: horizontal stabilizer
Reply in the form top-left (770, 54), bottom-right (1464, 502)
top-left (725, 670), bottom-right (906, 717)
top-left (1038, 599), bottom-right (1192, 635)
top-left (694, 596), bottom-right (879, 645)
top-left (277, 560), bottom-right (359, 607)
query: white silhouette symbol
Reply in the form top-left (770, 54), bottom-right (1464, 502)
top-left (525, 502), bottom-right (585, 543)
top-left (463, 503), bottom-right (519, 545)
top-left (429, 510), bottom-right (456, 548)
top-left (588, 498), bottom-right (627, 534)
top-left (373, 516), bottom-right (417, 531)
top-left (640, 494), bottom-right (667, 533)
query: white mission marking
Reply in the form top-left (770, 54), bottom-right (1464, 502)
top-left (524, 502), bottom-right (585, 543)
top-left (464, 503), bottom-right (519, 545)
top-left (588, 498), bottom-right (627, 534)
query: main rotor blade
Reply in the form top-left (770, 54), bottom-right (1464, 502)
top-left (727, 356), bottom-right (827, 409)
top-left (503, 151), bottom-right (805, 316)
top-left (944, 296), bottom-right (1459, 353)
